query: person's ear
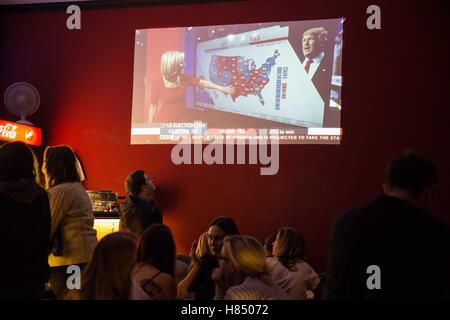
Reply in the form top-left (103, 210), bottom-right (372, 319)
top-left (230, 262), bottom-right (237, 273)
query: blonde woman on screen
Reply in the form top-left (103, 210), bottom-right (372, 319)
top-left (149, 51), bottom-right (234, 123)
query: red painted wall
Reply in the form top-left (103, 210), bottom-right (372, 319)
top-left (1, 0), bottom-right (449, 271)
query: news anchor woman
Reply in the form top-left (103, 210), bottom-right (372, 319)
top-left (149, 50), bottom-right (235, 122)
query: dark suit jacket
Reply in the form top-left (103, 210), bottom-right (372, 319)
top-left (326, 194), bottom-right (450, 299)
top-left (309, 53), bottom-right (333, 107)
top-left (305, 53), bottom-right (340, 127)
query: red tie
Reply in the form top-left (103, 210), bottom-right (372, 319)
top-left (304, 58), bottom-right (313, 74)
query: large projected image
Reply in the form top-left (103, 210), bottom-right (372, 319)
top-left (131, 18), bottom-right (343, 144)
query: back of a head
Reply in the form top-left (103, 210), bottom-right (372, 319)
top-left (0, 141), bottom-right (38, 183)
top-left (223, 235), bottom-right (268, 278)
top-left (264, 232), bottom-right (277, 256)
top-left (208, 216), bottom-right (240, 236)
top-left (80, 232), bottom-right (137, 300)
top-left (385, 151), bottom-right (438, 198)
top-left (125, 169), bottom-right (146, 197)
top-left (43, 145), bottom-right (80, 188)
top-left (0, 142), bottom-right (39, 182)
top-left (275, 227), bottom-right (305, 270)
top-left (137, 224), bottom-right (176, 277)
top-left (195, 232), bottom-right (212, 257)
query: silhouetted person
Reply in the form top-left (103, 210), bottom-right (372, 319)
top-left (0, 142), bottom-right (51, 299)
top-left (326, 151), bottom-right (450, 299)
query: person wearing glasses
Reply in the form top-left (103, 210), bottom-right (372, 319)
top-left (177, 216), bottom-right (239, 300)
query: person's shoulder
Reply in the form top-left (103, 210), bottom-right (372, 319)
top-left (226, 277), bottom-right (273, 300)
top-left (142, 268), bottom-right (175, 292)
top-left (330, 197), bottom-right (382, 240)
top-left (334, 204), bottom-right (365, 229)
top-left (225, 282), bottom-right (245, 299)
top-left (155, 272), bottom-right (176, 286)
top-left (122, 196), bottom-right (145, 212)
top-left (336, 194), bottom-right (386, 224)
top-left (181, 73), bottom-right (200, 85)
top-left (47, 182), bottom-right (72, 197)
top-left (133, 262), bottom-right (156, 282)
top-left (49, 182), bottom-right (83, 192)
top-left (298, 260), bottom-right (317, 274)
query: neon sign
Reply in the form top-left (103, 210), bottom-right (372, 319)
top-left (0, 119), bottom-right (42, 146)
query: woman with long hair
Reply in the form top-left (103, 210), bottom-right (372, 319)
top-left (132, 224), bottom-right (177, 299)
top-left (177, 231), bottom-right (212, 299)
top-left (177, 216), bottom-right (239, 300)
top-left (43, 145), bottom-right (98, 299)
top-left (67, 232), bottom-right (138, 300)
top-left (267, 227), bottom-right (320, 299)
top-left (214, 235), bottom-right (290, 300)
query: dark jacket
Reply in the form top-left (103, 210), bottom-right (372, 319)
top-left (326, 194), bottom-right (450, 299)
top-left (0, 178), bottom-right (51, 299)
top-left (310, 53), bottom-right (333, 107)
top-left (119, 195), bottom-right (162, 236)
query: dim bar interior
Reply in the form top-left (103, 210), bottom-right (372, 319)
top-left (0, 0), bottom-right (449, 307)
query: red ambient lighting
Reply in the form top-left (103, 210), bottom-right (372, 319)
top-left (0, 119), bottom-right (42, 146)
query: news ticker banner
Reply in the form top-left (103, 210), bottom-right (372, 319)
top-left (131, 122), bottom-right (342, 144)
top-left (0, 119), bottom-right (42, 146)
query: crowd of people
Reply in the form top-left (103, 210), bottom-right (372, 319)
top-left (0, 141), bottom-right (448, 300)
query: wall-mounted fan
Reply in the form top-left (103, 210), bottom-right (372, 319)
top-left (4, 82), bottom-right (40, 126)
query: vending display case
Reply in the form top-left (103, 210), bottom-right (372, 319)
top-left (86, 190), bottom-right (122, 240)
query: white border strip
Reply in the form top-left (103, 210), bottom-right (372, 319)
top-left (131, 128), bottom-right (161, 135)
top-left (307, 128), bottom-right (341, 135)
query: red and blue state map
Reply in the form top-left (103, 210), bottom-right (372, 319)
top-left (209, 50), bottom-right (280, 106)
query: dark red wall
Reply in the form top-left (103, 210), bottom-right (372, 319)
top-left (1, 0), bottom-right (449, 271)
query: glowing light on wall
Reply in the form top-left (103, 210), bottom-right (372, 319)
top-left (0, 119), bottom-right (42, 146)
